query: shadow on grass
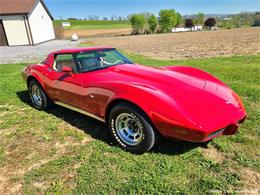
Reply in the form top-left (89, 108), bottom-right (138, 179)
top-left (17, 90), bottom-right (204, 155)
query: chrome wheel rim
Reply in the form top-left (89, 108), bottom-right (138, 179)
top-left (115, 113), bottom-right (143, 146)
top-left (31, 85), bottom-right (42, 106)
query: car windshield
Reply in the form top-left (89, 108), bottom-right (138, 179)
top-left (76, 49), bottom-right (133, 73)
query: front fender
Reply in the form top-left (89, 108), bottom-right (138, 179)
top-left (25, 64), bottom-right (48, 91)
top-left (105, 82), bottom-right (199, 135)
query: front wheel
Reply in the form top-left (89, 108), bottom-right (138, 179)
top-left (109, 102), bottom-right (157, 154)
top-left (28, 79), bottom-right (52, 110)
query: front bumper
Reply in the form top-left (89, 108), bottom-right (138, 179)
top-left (154, 115), bottom-right (247, 142)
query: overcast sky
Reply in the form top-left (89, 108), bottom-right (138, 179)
top-left (45, 0), bottom-right (260, 19)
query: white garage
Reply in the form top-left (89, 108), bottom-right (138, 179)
top-left (0, 0), bottom-right (55, 46)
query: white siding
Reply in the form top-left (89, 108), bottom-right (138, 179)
top-left (172, 27), bottom-right (189, 33)
top-left (28, 1), bottom-right (55, 44)
top-left (1, 15), bottom-right (29, 46)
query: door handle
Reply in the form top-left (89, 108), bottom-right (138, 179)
top-left (89, 95), bottom-right (95, 99)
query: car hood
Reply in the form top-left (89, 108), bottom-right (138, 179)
top-left (96, 64), bottom-right (245, 130)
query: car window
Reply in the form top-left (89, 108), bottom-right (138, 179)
top-left (76, 49), bottom-right (133, 73)
top-left (77, 52), bottom-right (102, 72)
top-left (101, 50), bottom-right (120, 64)
top-left (53, 54), bottom-right (77, 73)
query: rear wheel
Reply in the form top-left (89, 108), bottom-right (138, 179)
top-left (28, 79), bottom-right (52, 110)
top-left (109, 102), bottom-right (157, 154)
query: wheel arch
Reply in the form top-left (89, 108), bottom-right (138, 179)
top-left (105, 98), bottom-right (161, 144)
top-left (27, 75), bottom-right (45, 90)
top-left (105, 98), bottom-right (156, 129)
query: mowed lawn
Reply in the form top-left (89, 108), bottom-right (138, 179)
top-left (53, 20), bottom-right (131, 30)
top-left (0, 54), bottom-right (259, 194)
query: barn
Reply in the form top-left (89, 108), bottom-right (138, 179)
top-left (0, 0), bottom-right (55, 46)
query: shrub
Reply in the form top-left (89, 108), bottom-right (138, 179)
top-left (129, 14), bottom-right (146, 35)
top-left (176, 12), bottom-right (183, 27)
top-left (148, 14), bottom-right (158, 33)
top-left (196, 12), bottom-right (205, 25)
top-left (159, 9), bottom-right (177, 33)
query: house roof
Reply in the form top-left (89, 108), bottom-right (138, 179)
top-left (0, 0), bottom-right (53, 20)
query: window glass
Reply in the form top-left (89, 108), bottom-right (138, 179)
top-left (54, 54), bottom-right (76, 72)
top-left (101, 50), bottom-right (121, 64)
top-left (76, 49), bottom-right (133, 73)
top-left (77, 52), bottom-right (101, 72)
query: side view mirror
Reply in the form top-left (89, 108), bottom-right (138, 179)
top-left (61, 66), bottom-right (73, 73)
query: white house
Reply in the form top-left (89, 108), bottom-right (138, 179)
top-left (192, 25), bottom-right (203, 31)
top-left (172, 27), bottom-right (189, 33)
top-left (0, 0), bottom-right (55, 46)
top-left (172, 25), bottom-right (203, 33)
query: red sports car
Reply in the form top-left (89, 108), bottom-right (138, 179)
top-left (22, 47), bottom-right (247, 154)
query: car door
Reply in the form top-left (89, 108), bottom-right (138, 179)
top-left (74, 52), bottom-right (107, 114)
top-left (45, 53), bottom-right (86, 108)
top-left (45, 51), bottom-right (115, 119)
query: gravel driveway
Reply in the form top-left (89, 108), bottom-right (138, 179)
top-left (0, 40), bottom-right (81, 64)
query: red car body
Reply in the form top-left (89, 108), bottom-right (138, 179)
top-left (22, 47), bottom-right (247, 143)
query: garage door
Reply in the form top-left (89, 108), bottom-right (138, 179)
top-left (0, 20), bottom-right (8, 46)
top-left (2, 15), bottom-right (29, 46)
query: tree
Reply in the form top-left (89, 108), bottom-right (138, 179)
top-left (127, 14), bottom-right (134, 21)
top-left (129, 14), bottom-right (146, 35)
top-left (117, 16), bottom-right (124, 21)
top-left (68, 17), bottom-right (78, 20)
top-left (204, 18), bottom-right (216, 29)
top-left (176, 12), bottom-right (183, 27)
top-left (141, 12), bottom-right (152, 20)
top-left (111, 15), bottom-right (117, 21)
top-left (196, 12), bottom-right (204, 24)
top-left (88, 15), bottom-right (99, 20)
top-left (185, 19), bottom-right (194, 28)
top-left (148, 14), bottom-right (158, 33)
top-left (159, 9), bottom-right (177, 33)
top-left (232, 15), bottom-right (243, 28)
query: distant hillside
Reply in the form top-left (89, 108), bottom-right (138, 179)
top-left (183, 13), bottom-right (229, 19)
top-left (183, 11), bottom-right (260, 19)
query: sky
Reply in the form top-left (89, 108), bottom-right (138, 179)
top-left (45, 0), bottom-right (260, 19)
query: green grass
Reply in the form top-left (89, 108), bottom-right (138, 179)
top-left (0, 54), bottom-right (259, 194)
top-left (53, 20), bottom-right (131, 30)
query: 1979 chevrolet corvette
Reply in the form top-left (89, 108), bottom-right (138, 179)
top-left (22, 47), bottom-right (247, 154)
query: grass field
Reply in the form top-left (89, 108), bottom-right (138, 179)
top-left (0, 54), bottom-right (259, 194)
top-left (53, 20), bottom-right (131, 30)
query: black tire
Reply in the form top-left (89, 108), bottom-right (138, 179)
top-left (28, 79), bottom-right (52, 110)
top-left (108, 102), bottom-right (157, 154)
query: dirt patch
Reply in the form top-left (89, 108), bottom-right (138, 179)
top-left (202, 145), bottom-right (225, 163)
top-left (33, 181), bottom-right (47, 190)
top-left (85, 28), bottom-right (260, 60)
top-left (240, 168), bottom-right (260, 194)
top-left (0, 124), bottom-right (92, 194)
